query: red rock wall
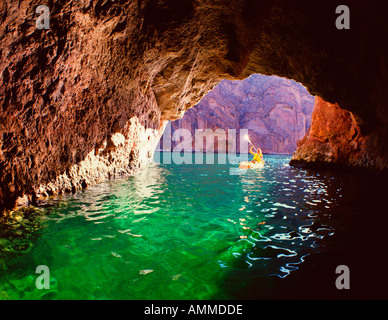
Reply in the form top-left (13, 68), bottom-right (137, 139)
top-left (290, 97), bottom-right (388, 171)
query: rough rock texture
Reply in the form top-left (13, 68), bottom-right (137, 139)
top-left (290, 97), bottom-right (388, 171)
top-left (1, 0), bottom-right (388, 211)
top-left (159, 74), bottom-right (314, 154)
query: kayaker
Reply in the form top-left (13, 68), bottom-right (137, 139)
top-left (250, 146), bottom-right (264, 164)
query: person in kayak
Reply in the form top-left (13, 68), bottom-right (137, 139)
top-left (250, 146), bottom-right (264, 164)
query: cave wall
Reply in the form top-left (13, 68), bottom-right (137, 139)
top-left (290, 97), bottom-right (388, 171)
top-left (1, 0), bottom-right (387, 211)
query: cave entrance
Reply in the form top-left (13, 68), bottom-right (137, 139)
top-left (156, 74), bottom-right (315, 165)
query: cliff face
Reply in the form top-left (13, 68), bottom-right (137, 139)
top-left (1, 1), bottom-right (388, 211)
top-left (290, 97), bottom-right (388, 171)
top-left (160, 74), bottom-right (314, 154)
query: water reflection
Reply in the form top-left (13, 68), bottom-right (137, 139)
top-left (0, 153), bottom-right (365, 300)
top-left (218, 160), bottom-right (336, 281)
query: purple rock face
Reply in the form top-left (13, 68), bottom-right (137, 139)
top-left (160, 74), bottom-right (315, 154)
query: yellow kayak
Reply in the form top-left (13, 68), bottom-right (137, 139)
top-left (239, 161), bottom-right (265, 169)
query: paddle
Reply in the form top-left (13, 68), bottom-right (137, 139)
top-left (244, 134), bottom-right (259, 153)
top-left (244, 135), bottom-right (265, 164)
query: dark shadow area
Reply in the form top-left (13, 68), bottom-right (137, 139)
top-left (216, 168), bottom-right (388, 299)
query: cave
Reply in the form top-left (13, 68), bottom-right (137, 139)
top-left (1, 0), bottom-right (388, 300)
top-left (1, 0), bottom-right (387, 212)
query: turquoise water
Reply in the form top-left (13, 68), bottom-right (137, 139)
top-left (0, 153), bottom-right (386, 299)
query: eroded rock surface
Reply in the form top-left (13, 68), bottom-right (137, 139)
top-left (160, 74), bottom-right (314, 154)
top-left (1, 0), bottom-right (387, 211)
top-left (290, 97), bottom-right (388, 171)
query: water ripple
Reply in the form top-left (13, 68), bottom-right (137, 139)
top-left (1, 154), bottom-right (339, 299)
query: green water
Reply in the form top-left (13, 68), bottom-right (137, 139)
top-left (1, 152), bottom-right (385, 300)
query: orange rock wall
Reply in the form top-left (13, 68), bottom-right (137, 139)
top-left (291, 97), bottom-right (388, 170)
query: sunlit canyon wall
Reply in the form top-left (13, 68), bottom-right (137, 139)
top-left (158, 74), bottom-right (314, 154)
